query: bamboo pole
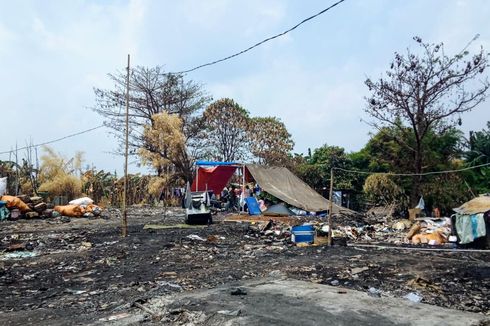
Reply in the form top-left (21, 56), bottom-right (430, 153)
top-left (241, 165), bottom-right (245, 213)
top-left (328, 168), bottom-right (334, 246)
top-left (15, 143), bottom-right (19, 195)
top-left (121, 54), bottom-right (130, 238)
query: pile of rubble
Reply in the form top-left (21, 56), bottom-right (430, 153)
top-left (223, 210), bottom-right (464, 248)
top-left (328, 217), bottom-right (453, 246)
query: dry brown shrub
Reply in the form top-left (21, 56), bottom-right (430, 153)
top-left (37, 146), bottom-right (83, 199)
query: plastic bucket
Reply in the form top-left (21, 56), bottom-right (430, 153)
top-left (291, 225), bottom-right (315, 243)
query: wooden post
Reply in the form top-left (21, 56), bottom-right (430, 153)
top-left (121, 54), bottom-right (130, 238)
top-left (196, 166), bottom-right (199, 191)
top-left (241, 165), bottom-right (245, 212)
top-left (328, 168), bottom-right (334, 246)
top-left (15, 143), bottom-right (19, 196)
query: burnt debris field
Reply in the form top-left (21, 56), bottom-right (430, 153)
top-left (0, 207), bottom-right (488, 325)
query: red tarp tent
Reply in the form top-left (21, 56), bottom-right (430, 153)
top-left (191, 165), bottom-right (238, 193)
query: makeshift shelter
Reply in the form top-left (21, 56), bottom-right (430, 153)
top-left (452, 195), bottom-right (490, 247)
top-left (189, 161), bottom-right (357, 215)
top-left (245, 164), bottom-right (355, 214)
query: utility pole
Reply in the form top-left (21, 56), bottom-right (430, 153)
top-left (327, 168), bottom-right (334, 246)
top-left (121, 54), bottom-right (130, 237)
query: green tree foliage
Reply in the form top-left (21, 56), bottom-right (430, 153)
top-left (363, 126), bottom-right (464, 173)
top-left (421, 172), bottom-right (471, 216)
top-left (293, 145), bottom-right (368, 210)
top-left (363, 174), bottom-right (406, 206)
top-left (464, 121), bottom-right (490, 194)
top-left (296, 145), bottom-right (352, 191)
top-left (82, 169), bottom-right (117, 206)
top-left (365, 36), bottom-right (489, 205)
top-left (358, 126), bottom-right (468, 211)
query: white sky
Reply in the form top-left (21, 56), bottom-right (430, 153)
top-left (0, 0), bottom-right (489, 173)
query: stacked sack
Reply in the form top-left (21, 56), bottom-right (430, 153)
top-left (54, 197), bottom-right (102, 218)
top-left (0, 195), bottom-right (62, 219)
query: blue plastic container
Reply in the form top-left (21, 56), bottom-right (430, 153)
top-left (291, 225), bottom-right (315, 243)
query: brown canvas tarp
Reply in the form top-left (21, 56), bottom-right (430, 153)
top-left (245, 164), bottom-right (355, 214)
top-left (453, 195), bottom-right (490, 215)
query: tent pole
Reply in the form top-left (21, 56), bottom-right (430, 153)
top-left (328, 168), bottom-right (334, 246)
top-left (196, 166), bottom-right (199, 192)
top-left (242, 165), bottom-right (245, 213)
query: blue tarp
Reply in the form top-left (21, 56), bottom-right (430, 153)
top-left (245, 197), bottom-right (261, 216)
top-left (195, 161), bottom-right (240, 166)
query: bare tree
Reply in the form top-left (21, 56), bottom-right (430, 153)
top-left (203, 98), bottom-right (250, 162)
top-left (365, 36), bottom-right (489, 204)
top-left (92, 66), bottom-right (211, 180)
top-left (249, 116), bottom-right (294, 165)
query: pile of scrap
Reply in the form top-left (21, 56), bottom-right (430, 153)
top-left (405, 218), bottom-right (452, 245)
top-left (0, 195), bottom-right (103, 221)
top-left (318, 216), bottom-right (453, 246)
top-left (365, 204), bottom-right (396, 224)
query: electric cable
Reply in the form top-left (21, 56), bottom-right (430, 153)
top-left (0, 125), bottom-right (105, 155)
top-left (172, 0), bottom-right (346, 74)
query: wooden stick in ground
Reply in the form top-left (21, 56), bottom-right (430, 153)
top-left (328, 168), bottom-right (334, 246)
top-left (122, 54), bottom-right (130, 238)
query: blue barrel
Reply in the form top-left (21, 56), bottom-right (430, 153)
top-left (291, 225), bottom-right (315, 243)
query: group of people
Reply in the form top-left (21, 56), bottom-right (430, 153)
top-left (217, 184), bottom-right (260, 212)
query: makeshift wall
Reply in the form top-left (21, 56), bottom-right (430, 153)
top-left (191, 166), bottom-right (237, 193)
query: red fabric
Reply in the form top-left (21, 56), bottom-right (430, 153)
top-left (191, 166), bottom-right (237, 193)
top-left (244, 166), bottom-right (254, 183)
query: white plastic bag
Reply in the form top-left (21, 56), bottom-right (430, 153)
top-left (0, 177), bottom-right (7, 196)
top-left (415, 196), bottom-right (425, 210)
top-left (69, 197), bottom-right (94, 206)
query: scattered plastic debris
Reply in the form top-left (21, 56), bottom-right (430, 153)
top-left (186, 234), bottom-right (207, 241)
top-left (404, 292), bottom-right (423, 303)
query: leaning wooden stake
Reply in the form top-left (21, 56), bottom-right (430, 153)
top-left (121, 54), bottom-right (130, 237)
top-left (328, 168), bottom-right (334, 246)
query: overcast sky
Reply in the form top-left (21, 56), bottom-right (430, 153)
top-left (1, 0), bottom-right (489, 173)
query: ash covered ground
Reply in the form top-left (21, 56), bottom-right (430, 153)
top-left (0, 207), bottom-right (488, 325)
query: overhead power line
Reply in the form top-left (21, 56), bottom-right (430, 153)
top-left (0, 1), bottom-right (347, 156)
top-left (333, 162), bottom-right (490, 176)
top-left (0, 125), bottom-right (104, 155)
top-left (173, 0), bottom-right (346, 74)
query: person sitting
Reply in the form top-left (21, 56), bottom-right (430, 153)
top-left (244, 185), bottom-right (253, 198)
top-left (221, 187), bottom-right (229, 202)
top-left (228, 185), bottom-right (238, 212)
